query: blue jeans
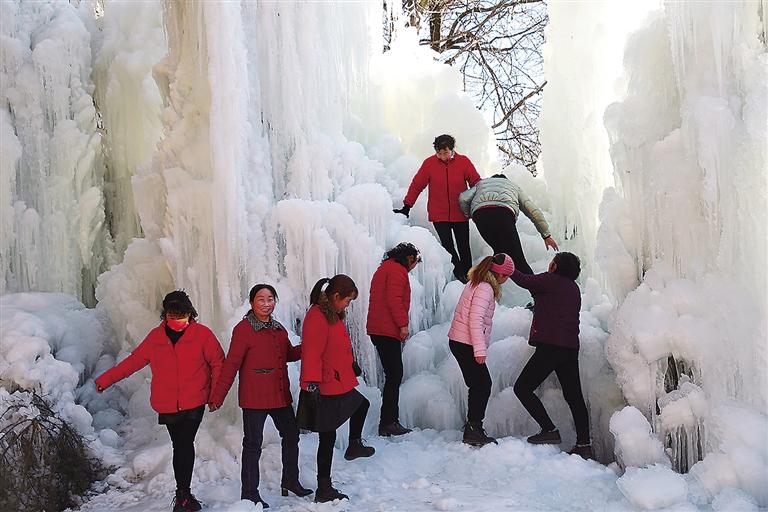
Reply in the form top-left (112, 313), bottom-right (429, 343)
top-left (241, 406), bottom-right (300, 499)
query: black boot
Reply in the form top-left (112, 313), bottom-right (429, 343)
top-left (344, 438), bottom-right (375, 460)
top-left (526, 428), bottom-right (561, 445)
top-left (241, 491), bottom-right (269, 509)
top-left (462, 421), bottom-right (497, 447)
top-left (172, 489), bottom-right (202, 512)
top-left (378, 421), bottom-right (412, 437)
top-left (315, 477), bottom-right (349, 503)
top-left (567, 443), bottom-right (593, 459)
top-left (281, 481), bottom-right (313, 497)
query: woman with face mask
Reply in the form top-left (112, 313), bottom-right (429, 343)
top-left (208, 284), bottom-right (311, 509)
top-left (95, 291), bottom-right (224, 512)
top-left (297, 274), bottom-right (375, 503)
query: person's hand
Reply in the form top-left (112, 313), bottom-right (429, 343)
top-left (208, 403), bottom-right (220, 412)
top-left (95, 383), bottom-right (105, 393)
top-left (475, 355), bottom-right (486, 364)
top-left (544, 236), bottom-right (559, 251)
top-left (399, 326), bottom-right (409, 341)
top-left (393, 204), bottom-right (411, 218)
top-left (306, 382), bottom-right (320, 401)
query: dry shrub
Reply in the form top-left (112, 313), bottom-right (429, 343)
top-left (0, 391), bottom-right (104, 511)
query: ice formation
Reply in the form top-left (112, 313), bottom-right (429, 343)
top-left (0, 0), bottom-right (766, 509)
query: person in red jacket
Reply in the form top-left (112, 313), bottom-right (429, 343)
top-left (208, 284), bottom-right (311, 508)
top-left (296, 274), bottom-right (374, 503)
top-left (394, 134), bottom-right (481, 282)
top-left (366, 242), bottom-right (421, 437)
top-left (95, 291), bottom-right (224, 512)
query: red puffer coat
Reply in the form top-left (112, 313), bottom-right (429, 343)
top-left (95, 320), bottom-right (224, 414)
top-left (208, 317), bottom-right (301, 409)
top-left (403, 153), bottom-right (481, 222)
top-left (366, 258), bottom-right (410, 340)
top-left (300, 305), bottom-right (358, 396)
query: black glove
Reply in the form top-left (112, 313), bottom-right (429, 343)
top-left (307, 382), bottom-right (320, 401)
top-left (393, 204), bottom-right (412, 218)
top-left (352, 361), bottom-right (362, 377)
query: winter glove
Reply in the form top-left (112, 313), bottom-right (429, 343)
top-left (307, 382), bottom-right (320, 402)
top-left (352, 361), bottom-right (362, 377)
top-left (393, 204), bottom-right (412, 218)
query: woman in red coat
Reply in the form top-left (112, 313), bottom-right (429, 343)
top-left (394, 134), bottom-right (481, 282)
top-left (366, 242), bottom-right (421, 436)
top-left (296, 274), bottom-right (374, 503)
top-left (95, 291), bottom-right (224, 512)
top-left (208, 284), bottom-right (311, 508)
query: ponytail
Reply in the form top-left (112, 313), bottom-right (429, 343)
top-left (309, 277), bottom-right (332, 305)
top-left (467, 255), bottom-right (503, 300)
top-left (309, 274), bottom-right (358, 323)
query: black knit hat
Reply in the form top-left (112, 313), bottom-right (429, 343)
top-left (160, 290), bottom-right (198, 319)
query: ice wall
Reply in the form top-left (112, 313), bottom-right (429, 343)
top-left (540, 0), bottom-right (767, 501)
top-left (0, 2), bottom-right (114, 305)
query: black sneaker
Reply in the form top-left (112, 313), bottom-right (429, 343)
top-left (344, 438), bottom-right (375, 460)
top-left (378, 421), bottom-right (412, 437)
top-left (567, 443), bottom-right (593, 459)
top-left (462, 421), bottom-right (497, 447)
top-left (172, 490), bottom-right (202, 512)
top-left (526, 428), bottom-right (561, 445)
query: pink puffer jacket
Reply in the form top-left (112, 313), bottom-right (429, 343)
top-left (447, 281), bottom-right (496, 357)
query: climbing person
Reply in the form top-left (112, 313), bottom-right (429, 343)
top-left (296, 275), bottom-right (375, 503)
top-left (459, 173), bottom-right (558, 309)
top-left (366, 242), bottom-right (421, 437)
top-left (393, 134), bottom-right (481, 282)
top-left (511, 252), bottom-right (592, 459)
top-left (208, 284), bottom-right (311, 509)
top-left (95, 291), bottom-right (224, 512)
top-left (448, 253), bottom-right (515, 447)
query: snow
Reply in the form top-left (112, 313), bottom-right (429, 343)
top-left (78, 430), bottom-right (632, 512)
top-left (617, 464), bottom-right (688, 510)
top-left (1, 0), bottom-right (766, 510)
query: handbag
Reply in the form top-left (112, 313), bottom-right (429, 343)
top-left (296, 389), bottom-right (320, 431)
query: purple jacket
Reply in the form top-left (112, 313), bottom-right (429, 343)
top-left (511, 270), bottom-right (581, 349)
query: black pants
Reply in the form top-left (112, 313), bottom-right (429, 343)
top-left (513, 344), bottom-right (591, 444)
top-left (371, 335), bottom-right (404, 425)
top-left (241, 406), bottom-right (300, 499)
top-left (316, 397), bottom-right (370, 479)
top-left (433, 221), bottom-right (472, 278)
top-left (165, 414), bottom-right (203, 492)
top-left (472, 207), bottom-right (534, 274)
top-left (449, 340), bottom-right (491, 423)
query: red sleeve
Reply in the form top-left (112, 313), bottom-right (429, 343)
top-left (209, 327), bottom-right (246, 406)
top-left (204, 329), bottom-right (225, 401)
top-left (300, 308), bottom-right (327, 386)
top-left (287, 342), bottom-right (301, 362)
top-left (385, 267), bottom-right (410, 329)
top-left (94, 335), bottom-right (152, 389)
top-left (465, 157), bottom-right (481, 186)
top-left (403, 159), bottom-right (431, 206)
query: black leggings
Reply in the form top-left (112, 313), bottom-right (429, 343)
top-left (472, 207), bottom-right (534, 274)
top-left (317, 398), bottom-right (370, 479)
top-left (449, 340), bottom-right (491, 423)
top-left (433, 221), bottom-right (472, 278)
top-left (371, 335), bottom-right (403, 425)
top-left (513, 344), bottom-right (590, 444)
top-left (166, 416), bottom-right (203, 492)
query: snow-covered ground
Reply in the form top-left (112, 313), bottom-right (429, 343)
top-left (1, 0), bottom-right (766, 511)
top-left (76, 429), bottom-right (689, 512)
